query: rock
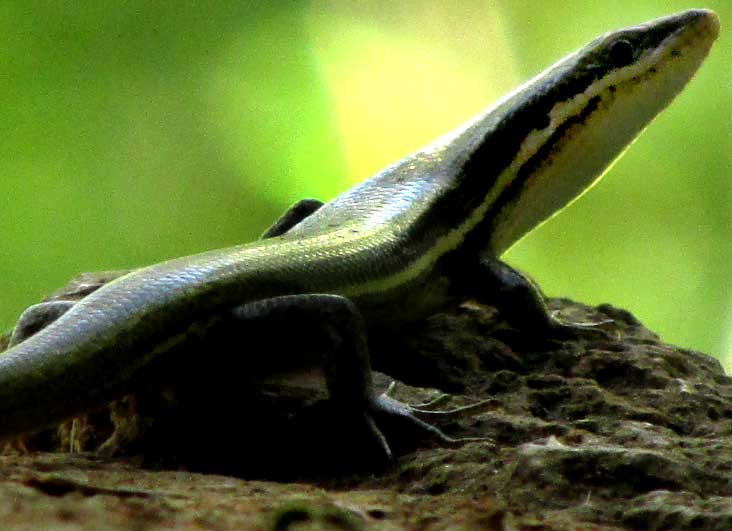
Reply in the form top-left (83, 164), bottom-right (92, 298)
top-left (2, 289), bottom-right (731, 530)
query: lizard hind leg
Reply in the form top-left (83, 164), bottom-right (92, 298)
top-left (260, 198), bottom-right (324, 239)
top-left (230, 293), bottom-right (484, 461)
top-left (231, 293), bottom-right (394, 459)
top-left (374, 382), bottom-right (493, 448)
top-left (6, 197), bottom-right (321, 348)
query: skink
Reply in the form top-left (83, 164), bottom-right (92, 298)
top-left (0, 10), bottom-right (719, 456)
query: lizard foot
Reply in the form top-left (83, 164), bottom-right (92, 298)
top-left (366, 383), bottom-right (493, 459)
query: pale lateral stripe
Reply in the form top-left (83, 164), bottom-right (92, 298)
top-left (336, 15), bottom-right (713, 298)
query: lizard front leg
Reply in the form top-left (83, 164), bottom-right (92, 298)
top-left (452, 257), bottom-right (611, 339)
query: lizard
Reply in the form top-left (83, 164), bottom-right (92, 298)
top-left (0, 9), bottom-right (720, 459)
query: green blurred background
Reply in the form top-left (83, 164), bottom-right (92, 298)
top-left (2, 2), bottom-right (731, 366)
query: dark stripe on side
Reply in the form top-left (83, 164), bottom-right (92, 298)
top-left (309, 12), bottom-right (695, 289)
top-left (442, 94), bottom-right (603, 268)
top-left (406, 66), bottom-right (605, 241)
top-left (397, 12), bottom-right (691, 255)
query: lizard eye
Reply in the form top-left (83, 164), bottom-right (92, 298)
top-left (608, 39), bottom-right (634, 67)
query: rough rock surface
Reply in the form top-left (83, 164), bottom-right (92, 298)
top-left (1, 274), bottom-right (731, 530)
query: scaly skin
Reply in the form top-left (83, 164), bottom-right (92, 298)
top-left (0, 10), bottom-right (719, 448)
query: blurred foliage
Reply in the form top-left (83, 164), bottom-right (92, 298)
top-left (2, 1), bottom-right (731, 367)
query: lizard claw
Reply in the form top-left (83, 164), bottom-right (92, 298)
top-left (367, 383), bottom-right (493, 455)
top-left (547, 312), bottom-right (614, 340)
top-left (383, 381), bottom-right (493, 417)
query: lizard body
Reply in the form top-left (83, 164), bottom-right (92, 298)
top-left (0, 10), bottom-right (719, 454)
